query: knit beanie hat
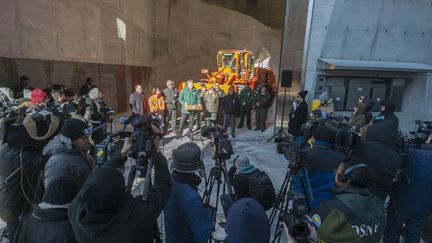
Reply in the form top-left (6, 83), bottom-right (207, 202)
top-left (236, 156), bottom-right (256, 174)
top-left (171, 142), bottom-right (204, 174)
top-left (226, 198), bottom-right (270, 243)
top-left (43, 176), bottom-right (79, 205)
top-left (319, 92), bottom-right (329, 103)
top-left (312, 126), bottom-right (337, 144)
top-left (31, 88), bottom-right (48, 105)
top-left (61, 118), bottom-right (91, 141)
top-left (298, 90), bottom-right (308, 99)
top-left (316, 209), bottom-right (362, 243)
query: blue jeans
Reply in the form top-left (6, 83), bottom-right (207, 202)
top-left (224, 113), bottom-right (236, 136)
top-left (383, 203), bottom-right (429, 243)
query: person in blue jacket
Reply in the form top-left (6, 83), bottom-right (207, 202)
top-left (164, 142), bottom-right (213, 243)
top-left (383, 142), bottom-right (432, 243)
top-left (292, 126), bottom-right (347, 210)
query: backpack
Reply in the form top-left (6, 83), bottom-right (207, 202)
top-left (248, 170), bottom-right (276, 210)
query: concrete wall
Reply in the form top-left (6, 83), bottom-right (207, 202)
top-left (151, 0), bottom-right (282, 89)
top-left (0, 0), bottom-right (153, 67)
top-left (295, 0), bottom-right (432, 131)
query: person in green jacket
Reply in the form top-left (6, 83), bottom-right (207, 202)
top-left (238, 85), bottom-right (254, 130)
top-left (177, 80), bottom-right (200, 138)
top-left (254, 86), bottom-right (270, 132)
top-left (349, 102), bottom-right (367, 132)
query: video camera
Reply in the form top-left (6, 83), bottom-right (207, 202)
top-left (282, 190), bottom-right (310, 242)
top-left (275, 136), bottom-right (303, 165)
top-left (410, 120), bottom-right (432, 143)
top-left (201, 126), bottom-right (233, 160)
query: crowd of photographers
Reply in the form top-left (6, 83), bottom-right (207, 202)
top-left (280, 90), bottom-right (432, 242)
top-left (0, 74), bottom-right (431, 243)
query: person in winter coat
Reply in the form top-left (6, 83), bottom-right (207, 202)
top-left (238, 85), bottom-right (254, 129)
top-left (203, 88), bottom-right (219, 126)
top-left (220, 86), bottom-right (240, 137)
top-left (129, 84), bottom-right (148, 116)
top-left (316, 92), bottom-right (334, 116)
top-left (80, 77), bottom-right (96, 96)
top-left (352, 120), bottom-right (402, 201)
top-left (44, 119), bottom-right (94, 189)
top-left (148, 88), bottom-right (166, 115)
top-left (225, 198), bottom-right (270, 243)
top-left (85, 88), bottom-right (108, 145)
top-left (177, 80), bottom-right (200, 138)
top-left (349, 102), bottom-right (367, 132)
top-left (19, 176), bottom-right (79, 243)
top-left (308, 159), bottom-right (386, 243)
top-left (289, 90), bottom-right (308, 140)
top-left (214, 83), bottom-right (225, 126)
top-left (164, 142), bottom-right (213, 243)
top-left (292, 126), bottom-right (347, 209)
top-left (373, 100), bottom-right (399, 127)
top-left (383, 143), bottom-right (432, 243)
top-left (0, 145), bottom-right (45, 242)
top-left (254, 86), bottom-right (271, 132)
top-left (68, 147), bottom-right (171, 243)
top-left (162, 80), bottom-right (179, 134)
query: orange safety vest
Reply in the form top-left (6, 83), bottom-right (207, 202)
top-left (148, 94), bottom-right (166, 113)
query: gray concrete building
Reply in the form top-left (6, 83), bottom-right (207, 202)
top-left (278, 0), bottom-right (432, 132)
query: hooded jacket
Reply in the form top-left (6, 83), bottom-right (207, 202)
top-left (164, 172), bottom-right (213, 243)
top-left (353, 120), bottom-right (402, 200)
top-left (43, 135), bottom-right (94, 189)
top-left (0, 145), bottom-right (44, 223)
top-left (19, 205), bottom-right (76, 243)
top-left (375, 101), bottom-right (399, 127)
top-left (349, 103), bottom-right (367, 131)
top-left (312, 186), bottom-right (385, 243)
top-left (392, 144), bottom-right (432, 215)
top-left (225, 198), bottom-right (270, 243)
top-left (293, 142), bottom-right (347, 209)
top-left (68, 152), bottom-right (171, 243)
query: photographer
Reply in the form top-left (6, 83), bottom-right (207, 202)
top-left (383, 141), bottom-right (432, 243)
top-left (221, 156), bottom-right (275, 215)
top-left (162, 80), bottom-right (178, 134)
top-left (352, 120), bottom-right (402, 201)
top-left (316, 92), bottom-right (334, 117)
top-left (373, 100), bottom-right (399, 127)
top-left (44, 118), bottom-right (94, 188)
top-left (68, 137), bottom-right (171, 243)
top-left (349, 102), bottom-right (367, 132)
top-left (306, 159), bottom-right (385, 242)
top-left (164, 142), bottom-right (213, 243)
top-left (19, 176), bottom-right (79, 243)
top-left (292, 126), bottom-right (347, 209)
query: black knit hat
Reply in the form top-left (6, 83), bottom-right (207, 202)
top-left (313, 126), bottom-right (337, 143)
top-left (43, 176), bottom-right (79, 205)
top-left (298, 90), bottom-right (308, 99)
top-left (171, 142), bottom-right (204, 174)
top-left (61, 118), bottom-right (91, 141)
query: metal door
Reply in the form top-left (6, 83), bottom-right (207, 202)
top-left (370, 86), bottom-right (387, 111)
top-left (345, 79), bottom-right (372, 110)
top-left (330, 86), bottom-right (346, 111)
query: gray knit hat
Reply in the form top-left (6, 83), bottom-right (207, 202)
top-left (236, 156), bottom-right (256, 174)
top-left (171, 142), bottom-right (204, 174)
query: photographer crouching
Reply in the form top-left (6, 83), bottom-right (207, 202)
top-left (292, 126), bottom-right (347, 210)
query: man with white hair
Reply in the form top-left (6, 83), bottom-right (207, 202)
top-left (162, 80), bottom-right (179, 134)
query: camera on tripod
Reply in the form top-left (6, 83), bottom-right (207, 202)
top-left (410, 120), bottom-right (432, 144)
top-left (275, 136), bottom-right (303, 165)
top-left (282, 190), bottom-right (310, 242)
top-left (201, 126), bottom-right (233, 160)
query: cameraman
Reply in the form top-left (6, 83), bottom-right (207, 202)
top-left (352, 120), bottom-right (402, 201)
top-left (383, 141), bottom-right (432, 243)
top-left (373, 100), bottom-right (399, 127)
top-left (68, 136), bottom-right (171, 243)
top-left (292, 126), bottom-right (347, 209)
top-left (305, 159), bottom-right (385, 242)
top-left (164, 142), bottom-right (213, 243)
top-left (221, 156), bottom-right (275, 215)
top-left (44, 118), bottom-right (94, 188)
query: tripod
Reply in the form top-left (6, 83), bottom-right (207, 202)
top-left (268, 86), bottom-right (290, 142)
top-left (269, 161), bottom-right (305, 243)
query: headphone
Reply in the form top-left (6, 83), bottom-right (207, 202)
top-left (337, 163), bottom-right (368, 183)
